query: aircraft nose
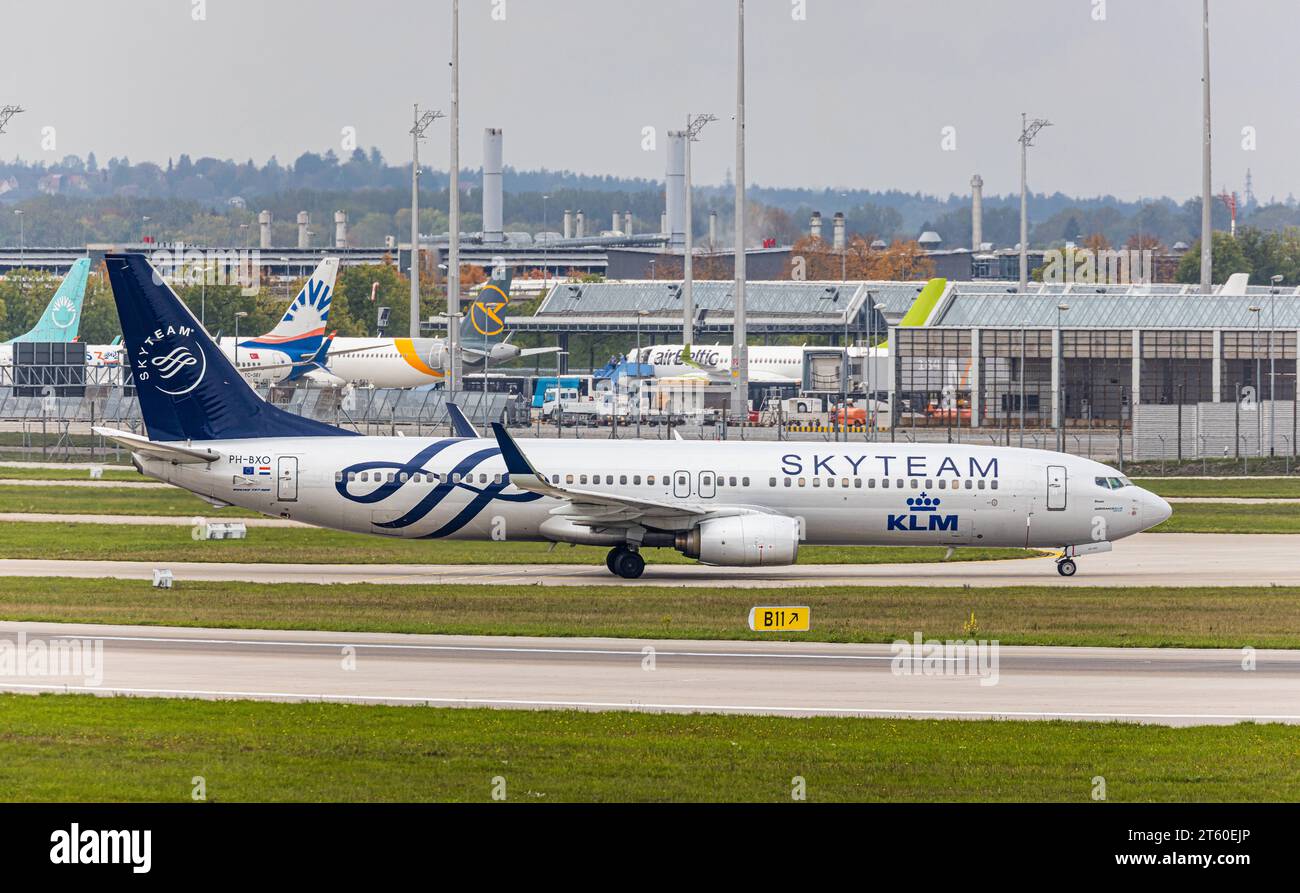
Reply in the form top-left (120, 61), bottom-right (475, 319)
top-left (1141, 490), bottom-right (1172, 529)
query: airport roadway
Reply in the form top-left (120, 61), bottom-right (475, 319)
top-left (0, 533), bottom-right (1297, 587)
top-left (0, 621), bottom-right (1295, 726)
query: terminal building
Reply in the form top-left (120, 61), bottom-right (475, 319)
top-left (892, 280), bottom-right (1300, 430)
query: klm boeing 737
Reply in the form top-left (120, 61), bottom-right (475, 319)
top-left (94, 253), bottom-right (1171, 579)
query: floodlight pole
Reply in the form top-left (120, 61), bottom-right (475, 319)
top-left (1018, 113), bottom-right (1052, 293)
top-left (1200, 0), bottom-right (1214, 294)
top-left (410, 105), bottom-right (444, 339)
top-left (731, 0), bottom-right (748, 418)
top-left (447, 0), bottom-right (462, 393)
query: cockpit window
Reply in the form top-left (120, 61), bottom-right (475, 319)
top-left (1095, 476), bottom-right (1129, 490)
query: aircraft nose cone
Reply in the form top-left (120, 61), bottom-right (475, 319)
top-left (1142, 491), bottom-right (1172, 529)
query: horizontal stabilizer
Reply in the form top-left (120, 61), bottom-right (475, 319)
top-left (91, 426), bottom-right (220, 464)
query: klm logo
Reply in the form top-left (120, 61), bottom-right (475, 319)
top-left (887, 492), bottom-right (958, 532)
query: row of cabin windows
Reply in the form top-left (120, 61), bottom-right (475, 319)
top-left (337, 470), bottom-right (504, 485)
top-left (554, 473), bottom-right (752, 487)
top-left (336, 469), bottom-right (998, 493)
top-left (768, 477), bottom-right (998, 490)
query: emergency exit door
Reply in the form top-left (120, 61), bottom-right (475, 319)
top-left (277, 456), bottom-right (299, 501)
top-left (1046, 465), bottom-right (1066, 511)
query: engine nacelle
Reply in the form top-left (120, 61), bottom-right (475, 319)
top-left (425, 343), bottom-right (448, 371)
top-left (675, 515), bottom-right (800, 567)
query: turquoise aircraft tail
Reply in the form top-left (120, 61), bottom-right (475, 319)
top-left (6, 257), bottom-right (91, 344)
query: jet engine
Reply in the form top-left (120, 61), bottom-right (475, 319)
top-left (674, 515), bottom-right (800, 567)
top-left (425, 342), bottom-right (448, 371)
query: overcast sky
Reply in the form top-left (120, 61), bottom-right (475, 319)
top-left (1, 0), bottom-right (1295, 201)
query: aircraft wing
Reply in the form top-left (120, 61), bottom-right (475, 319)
top-left (490, 422), bottom-right (763, 531)
top-left (91, 426), bottom-right (221, 464)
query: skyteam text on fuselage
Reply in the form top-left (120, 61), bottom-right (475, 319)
top-left (94, 252), bottom-right (1171, 579)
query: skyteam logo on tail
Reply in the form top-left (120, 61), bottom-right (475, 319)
top-left (134, 324), bottom-right (207, 397)
top-left (887, 492), bottom-right (958, 532)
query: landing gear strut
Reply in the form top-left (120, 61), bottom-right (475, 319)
top-left (1056, 558), bottom-right (1077, 577)
top-left (606, 546), bottom-right (645, 579)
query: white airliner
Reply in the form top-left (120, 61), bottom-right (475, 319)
top-left (629, 342), bottom-right (889, 389)
top-left (94, 253), bottom-right (1171, 579)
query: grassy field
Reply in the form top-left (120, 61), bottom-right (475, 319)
top-left (1, 694), bottom-right (1296, 802)
top-left (0, 521), bottom-right (1031, 566)
top-left (0, 465), bottom-right (143, 483)
top-left (0, 484), bottom-right (259, 518)
top-left (1136, 477), bottom-right (1300, 498)
top-left (1152, 501), bottom-right (1300, 533)
top-left (3, 576), bottom-right (1299, 648)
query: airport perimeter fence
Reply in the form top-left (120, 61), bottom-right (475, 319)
top-left (1132, 399), bottom-right (1300, 466)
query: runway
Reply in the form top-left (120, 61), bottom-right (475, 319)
top-left (1, 533), bottom-right (1298, 587)
top-left (0, 621), bottom-right (1295, 726)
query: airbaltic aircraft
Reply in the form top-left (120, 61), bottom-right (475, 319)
top-left (96, 253), bottom-right (1171, 579)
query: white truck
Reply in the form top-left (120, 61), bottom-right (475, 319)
top-left (539, 386), bottom-right (601, 426)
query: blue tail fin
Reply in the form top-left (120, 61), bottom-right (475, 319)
top-left (7, 257), bottom-right (90, 344)
top-left (461, 266), bottom-right (513, 345)
top-left (105, 253), bottom-right (356, 442)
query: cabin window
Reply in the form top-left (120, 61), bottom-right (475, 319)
top-left (909, 479), bottom-right (919, 489)
top-left (964, 479), bottom-right (973, 489)
top-left (347, 471), bottom-right (356, 482)
top-left (991, 480), bottom-right (999, 490)
top-left (769, 477), bottom-right (777, 487)
top-left (842, 478), bottom-right (850, 488)
top-left (926, 479), bottom-right (933, 489)
top-left (798, 478), bottom-right (807, 487)
top-left (359, 472), bottom-right (369, 482)
top-left (606, 475), bottom-right (614, 485)
top-left (816, 478), bottom-right (824, 488)
top-left (493, 474), bottom-right (503, 485)
top-left (977, 480), bottom-right (986, 490)
top-left (580, 475), bottom-right (588, 484)
top-left (633, 475), bottom-right (642, 485)
top-left (452, 473), bottom-right (462, 484)
top-left (334, 471), bottom-right (343, 482)
top-left (742, 477), bottom-right (750, 487)
top-left (896, 479), bottom-right (904, 489)
top-left (868, 479), bottom-right (876, 488)
top-left (853, 478), bottom-right (862, 488)
top-left (565, 474), bottom-right (574, 484)
top-left (620, 475), bottom-right (628, 485)
top-left (784, 478), bottom-right (792, 487)
top-left (937, 480), bottom-right (946, 489)
top-left (387, 472), bottom-right (396, 483)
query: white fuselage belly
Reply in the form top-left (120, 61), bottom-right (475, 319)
top-left (143, 438), bottom-right (1152, 550)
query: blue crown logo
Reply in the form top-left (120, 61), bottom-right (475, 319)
top-left (906, 492), bottom-right (941, 511)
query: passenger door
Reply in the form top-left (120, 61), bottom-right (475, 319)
top-left (277, 456), bottom-right (299, 502)
top-left (1046, 465), bottom-right (1067, 511)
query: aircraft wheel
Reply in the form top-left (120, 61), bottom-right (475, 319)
top-left (1056, 558), bottom-right (1077, 577)
top-left (614, 550), bottom-right (645, 579)
top-left (605, 547), bottom-right (625, 574)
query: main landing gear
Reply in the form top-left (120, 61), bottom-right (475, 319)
top-left (1056, 557), bottom-right (1077, 577)
top-left (606, 546), bottom-right (646, 579)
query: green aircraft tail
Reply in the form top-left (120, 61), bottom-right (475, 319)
top-left (878, 277), bottom-right (946, 349)
top-left (6, 257), bottom-right (91, 344)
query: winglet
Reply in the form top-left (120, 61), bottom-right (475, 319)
top-left (490, 422), bottom-right (537, 476)
top-left (447, 402), bottom-right (480, 438)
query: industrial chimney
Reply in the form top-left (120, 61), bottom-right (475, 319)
top-left (613, 212), bottom-right (621, 234)
top-left (832, 212), bottom-right (846, 251)
top-left (575, 210), bottom-right (586, 239)
top-left (334, 210), bottom-right (349, 249)
top-left (624, 211), bottom-right (633, 237)
top-left (563, 209), bottom-right (573, 240)
top-left (971, 174), bottom-right (984, 251)
top-left (482, 128), bottom-right (504, 244)
top-left (258, 210), bottom-right (272, 249)
top-left (665, 130), bottom-right (687, 247)
top-left (297, 211), bottom-right (310, 249)
top-left (708, 210), bottom-right (718, 246)
top-left (810, 211), bottom-right (823, 240)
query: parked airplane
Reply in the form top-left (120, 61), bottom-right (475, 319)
top-left (0, 257), bottom-right (91, 364)
top-left (95, 253), bottom-right (1171, 579)
top-left (302, 268), bottom-right (558, 388)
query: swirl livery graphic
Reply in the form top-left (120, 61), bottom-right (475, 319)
top-left (151, 346), bottom-right (200, 379)
top-left (336, 439), bottom-right (541, 537)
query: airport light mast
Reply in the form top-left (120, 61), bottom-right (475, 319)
top-left (0, 105), bottom-right (23, 135)
top-left (409, 105), bottom-right (444, 339)
top-left (1200, 0), bottom-right (1214, 294)
top-left (731, 0), bottom-right (748, 418)
top-left (1018, 113), bottom-right (1051, 293)
top-left (447, 0), bottom-right (462, 393)
top-left (682, 112), bottom-right (717, 361)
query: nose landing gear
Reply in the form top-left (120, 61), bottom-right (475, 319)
top-left (606, 546), bottom-right (646, 579)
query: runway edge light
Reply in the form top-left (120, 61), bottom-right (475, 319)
top-left (747, 606), bottom-right (810, 633)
